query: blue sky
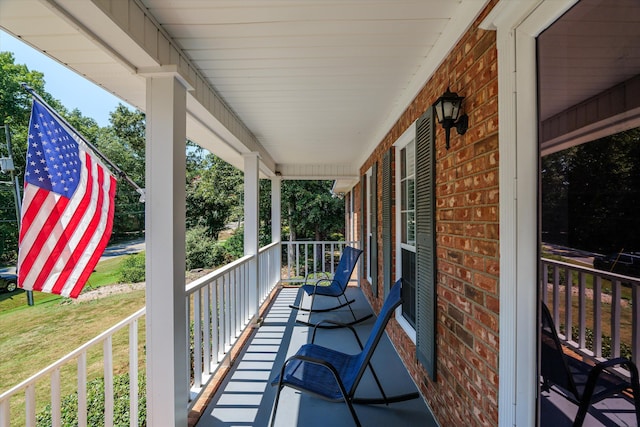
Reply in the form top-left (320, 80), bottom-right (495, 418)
top-left (0, 30), bottom-right (127, 127)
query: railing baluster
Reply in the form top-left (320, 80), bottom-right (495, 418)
top-left (633, 284), bottom-right (640, 364)
top-left (564, 266), bottom-right (572, 342)
top-left (552, 264), bottom-right (560, 331)
top-left (203, 285), bottom-right (211, 378)
top-left (78, 352), bottom-right (87, 427)
top-left (541, 262), bottom-right (548, 304)
top-left (0, 398), bottom-right (9, 427)
top-left (129, 319), bottom-right (138, 427)
top-left (611, 280), bottom-right (621, 358)
top-left (194, 289), bottom-right (203, 388)
top-left (594, 276), bottom-right (603, 357)
top-left (212, 278), bottom-right (220, 363)
top-left (104, 337), bottom-right (114, 427)
top-left (25, 383), bottom-right (35, 427)
top-left (578, 271), bottom-right (586, 349)
top-left (51, 368), bottom-right (61, 427)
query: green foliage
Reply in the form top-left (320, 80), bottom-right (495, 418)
top-left (542, 128), bottom-right (640, 252)
top-left (117, 253), bottom-right (146, 283)
top-left (281, 180), bottom-right (344, 242)
top-left (565, 325), bottom-right (633, 360)
top-left (98, 106), bottom-right (146, 239)
top-left (36, 372), bottom-right (147, 427)
top-left (186, 226), bottom-right (226, 270)
top-left (222, 227), bottom-right (245, 260)
top-left (186, 147), bottom-right (243, 240)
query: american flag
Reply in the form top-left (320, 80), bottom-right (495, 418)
top-left (18, 100), bottom-right (117, 298)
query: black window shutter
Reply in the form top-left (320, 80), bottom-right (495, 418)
top-left (371, 162), bottom-right (378, 297)
top-left (415, 107), bottom-right (436, 380)
top-left (360, 174), bottom-right (366, 281)
top-left (382, 149), bottom-right (392, 297)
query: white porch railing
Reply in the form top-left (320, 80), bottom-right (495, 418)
top-left (541, 258), bottom-right (640, 371)
top-left (0, 241), bottom-right (358, 426)
top-left (186, 242), bottom-right (281, 405)
top-left (280, 240), bottom-right (360, 284)
top-left (0, 308), bottom-right (145, 427)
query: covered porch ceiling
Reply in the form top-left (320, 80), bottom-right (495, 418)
top-left (2, 0), bottom-right (638, 191)
top-left (0, 0), bottom-right (488, 191)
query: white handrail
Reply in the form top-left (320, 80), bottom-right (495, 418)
top-left (541, 257), bottom-right (640, 370)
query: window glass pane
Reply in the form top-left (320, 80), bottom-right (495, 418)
top-left (406, 140), bottom-right (415, 178)
top-left (401, 248), bottom-right (416, 326)
top-left (401, 180), bottom-right (407, 211)
top-left (401, 212), bottom-right (407, 243)
top-left (407, 178), bottom-right (415, 211)
top-left (407, 212), bottom-right (415, 245)
top-left (401, 147), bottom-right (407, 179)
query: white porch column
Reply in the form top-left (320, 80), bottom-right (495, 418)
top-left (271, 176), bottom-right (282, 244)
top-left (145, 76), bottom-right (188, 427)
top-left (244, 153), bottom-right (260, 317)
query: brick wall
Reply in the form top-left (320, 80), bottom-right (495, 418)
top-left (355, 2), bottom-right (500, 426)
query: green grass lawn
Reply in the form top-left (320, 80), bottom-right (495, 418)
top-left (0, 255), bottom-right (146, 425)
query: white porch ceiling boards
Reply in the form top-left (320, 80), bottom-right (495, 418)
top-left (0, 0), bottom-right (489, 181)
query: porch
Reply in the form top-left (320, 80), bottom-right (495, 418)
top-left (2, 243), bottom-right (640, 426)
top-left (192, 286), bottom-right (437, 427)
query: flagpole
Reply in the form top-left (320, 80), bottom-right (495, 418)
top-left (20, 83), bottom-right (145, 202)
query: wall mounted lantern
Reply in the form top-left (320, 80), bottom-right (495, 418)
top-left (432, 87), bottom-right (469, 150)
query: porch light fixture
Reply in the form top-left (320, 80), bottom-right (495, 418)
top-left (433, 87), bottom-right (469, 150)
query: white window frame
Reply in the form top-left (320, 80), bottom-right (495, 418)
top-left (481, 1), bottom-right (579, 425)
top-left (394, 121), bottom-right (417, 343)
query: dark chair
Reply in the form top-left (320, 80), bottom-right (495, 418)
top-left (290, 245), bottom-right (371, 327)
top-left (540, 302), bottom-right (640, 427)
top-left (271, 279), bottom-right (417, 427)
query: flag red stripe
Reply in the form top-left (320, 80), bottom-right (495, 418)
top-left (18, 187), bottom-right (49, 242)
top-left (68, 175), bottom-right (117, 298)
top-left (39, 153), bottom-right (96, 293)
top-left (51, 155), bottom-right (104, 294)
top-left (18, 193), bottom-right (70, 289)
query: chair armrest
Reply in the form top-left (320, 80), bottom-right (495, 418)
top-left (581, 357), bottom-right (640, 406)
top-left (311, 321), bottom-right (363, 349)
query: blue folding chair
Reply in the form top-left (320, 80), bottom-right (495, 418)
top-left (289, 245), bottom-right (371, 327)
top-left (271, 279), bottom-right (418, 427)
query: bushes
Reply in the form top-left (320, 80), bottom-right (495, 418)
top-left (117, 252), bottom-right (146, 283)
top-left (36, 372), bottom-right (146, 426)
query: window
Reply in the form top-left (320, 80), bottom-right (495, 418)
top-left (395, 124), bottom-right (417, 335)
top-left (366, 167), bottom-right (373, 282)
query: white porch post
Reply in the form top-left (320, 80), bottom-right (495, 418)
top-left (244, 153), bottom-right (260, 317)
top-left (271, 176), bottom-right (281, 244)
top-left (144, 76), bottom-right (188, 427)
top-left (272, 176), bottom-right (282, 286)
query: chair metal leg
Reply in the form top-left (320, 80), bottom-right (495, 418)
top-left (270, 384), bottom-right (284, 427)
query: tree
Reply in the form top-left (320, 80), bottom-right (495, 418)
top-left (0, 52), bottom-right (51, 263)
top-left (282, 180), bottom-right (344, 242)
top-left (186, 146), bottom-right (243, 240)
top-left (542, 128), bottom-right (640, 252)
top-left (96, 105), bottom-right (146, 238)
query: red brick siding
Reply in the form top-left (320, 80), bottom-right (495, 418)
top-left (354, 2), bottom-right (500, 426)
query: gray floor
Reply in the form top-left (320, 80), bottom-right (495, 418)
top-left (540, 387), bottom-right (638, 426)
top-left (195, 286), bottom-right (439, 427)
top-left (194, 286), bottom-right (639, 427)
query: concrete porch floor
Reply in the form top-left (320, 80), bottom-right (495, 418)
top-left (194, 286), bottom-right (439, 427)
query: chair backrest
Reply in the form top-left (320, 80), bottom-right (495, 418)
top-left (345, 278), bottom-right (403, 396)
top-left (540, 302), bottom-right (580, 399)
top-left (331, 246), bottom-right (363, 290)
